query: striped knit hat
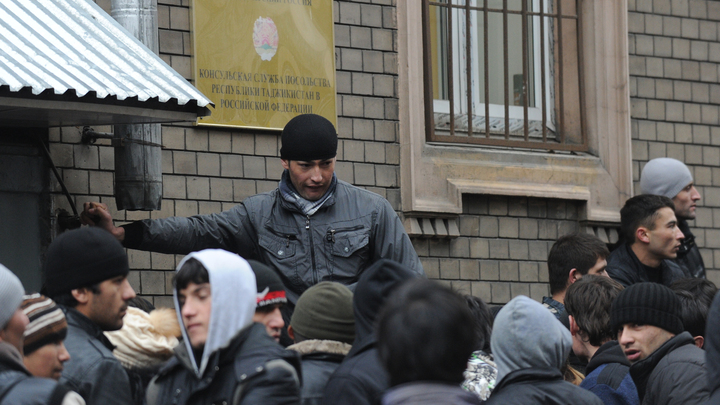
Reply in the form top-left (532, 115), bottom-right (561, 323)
top-left (21, 294), bottom-right (67, 355)
top-left (611, 282), bottom-right (683, 335)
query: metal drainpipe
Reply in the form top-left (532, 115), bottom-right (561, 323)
top-left (110, 0), bottom-right (162, 210)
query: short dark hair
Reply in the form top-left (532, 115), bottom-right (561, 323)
top-left (377, 279), bottom-right (477, 387)
top-left (564, 275), bottom-right (624, 347)
top-left (50, 283), bottom-right (101, 308)
top-left (547, 233), bottom-right (610, 295)
top-left (620, 194), bottom-right (675, 243)
top-left (464, 295), bottom-right (493, 353)
top-left (173, 258), bottom-right (209, 291)
top-left (670, 278), bottom-right (717, 339)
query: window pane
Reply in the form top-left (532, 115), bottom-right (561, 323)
top-left (430, 4), bottom-right (449, 101)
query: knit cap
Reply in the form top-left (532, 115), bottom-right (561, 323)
top-left (21, 294), bottom-right (67, 356)
top-left (291, 282), bottom-right (355, 344)
top-left (248, 260), bottom-right (287, 308)
top-left (280, 114), bottom-right (338, 161)
top-left (0, 264), bottom-right (25, 330)
top-left (44, 227), bottom-right (129, 297)
top-left (611, 282), bottom-right (683, 335)
top-left (105, 307), bottom-right (180, 369)
top-left (640, 157), bottom-right (693, 199)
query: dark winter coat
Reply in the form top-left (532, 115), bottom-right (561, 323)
top-left (0, 342), bottom-right (83, 405)
top-left (323, 260), bottom-right (418, 405)
top-left (606, 244), bottom-right (685, 287)
top-left (630, 332), bottom-right (707, 405)
top-left (121, 178), bottom-right (424, 304)
top-left (674, 220), bottom-right (705, 279)
top-left (703, 292), bottom-right (720, 405)
top-left (148, 323), bottom-right (301, 405)
top-left (484, 368), bottom-right (604, 405)
top-left (287, 340), bottom-right (350, 405)
top-left (60, 307), bottom-right (133, 405)
top-left (580, 341), bottom-right (639, 405)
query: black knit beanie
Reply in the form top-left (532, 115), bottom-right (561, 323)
top-left (611, 282), bottom-right (683, 335)
top-left (290, 281), bottom-right (355, 344)
top-left (280, 114), bottom-right (337, 161)
top-left (44, 227), bottom-right (129, 297)
top-left (249, 260), bottom-right (287, 308)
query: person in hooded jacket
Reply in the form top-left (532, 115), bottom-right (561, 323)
top-left (484, 295), bottom-right (603, 405)
top-left (322, 259), bottom-right (418, 405)
top-left (146, 249), bottom-right (301, 405)
top-left (703, 291), bottom-right (720, 404)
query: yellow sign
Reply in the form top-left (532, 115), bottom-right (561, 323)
top-left (192, 0), bottom-right (336, 129)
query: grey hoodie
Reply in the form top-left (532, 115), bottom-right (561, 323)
top-left (491, 295), bottom-right (572, 383)
top-left (173, 249), bottom-right (257, 378)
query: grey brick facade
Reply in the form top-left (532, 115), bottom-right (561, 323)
top-left (44, 0), bottom-right (719, 306)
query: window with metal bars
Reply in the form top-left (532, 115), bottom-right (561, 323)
top-left (423, 0), bottom-right (587, 152)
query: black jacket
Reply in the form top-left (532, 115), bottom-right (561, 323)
top-left (630, 332), bottom-right (707, 405)
top-left (606, 244), bottom-right (685, 287)
top-left (580, 341), bottom-right (639, 405)
top-left (323, 260), bottom-right (418, 405)
top-left (674, 220), bottom-right (705, 279)
top-left (704, 293), bottom-right (720, 405)
top-left (287, 340), bottom-right (349, 405)
top-left (484, 368), bottom-right (604, 405)
top-left (148, 323), bottom-right (301, 405)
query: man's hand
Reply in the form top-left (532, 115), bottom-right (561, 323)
top-left (80, 202), bottom-right (125, 242)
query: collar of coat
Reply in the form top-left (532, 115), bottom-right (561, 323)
top-left (286, 339), bottom-right (351, 356)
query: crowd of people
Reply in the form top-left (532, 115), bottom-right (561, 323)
top-left (0, 114), bottom-right (718, 405)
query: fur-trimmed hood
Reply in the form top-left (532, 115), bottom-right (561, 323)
top-left (287, 339), bottom-right (351, 356)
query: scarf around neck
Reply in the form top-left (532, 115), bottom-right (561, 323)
top-left (279, 169), bottom-right (337, 216)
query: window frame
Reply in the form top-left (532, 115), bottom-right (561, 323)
top-left (423, 0), bottom-right (586, 152)
top-left (399, 0), bottom-right (633, 224)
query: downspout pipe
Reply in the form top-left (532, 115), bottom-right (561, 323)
top-left (111, 0), bottom-right (162, 210)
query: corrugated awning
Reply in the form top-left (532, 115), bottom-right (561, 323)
top-left (0, 0), bottom-right (213, 127)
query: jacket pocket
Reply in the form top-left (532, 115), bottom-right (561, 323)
top-left (326, 226), bottom-right (370, 281)
top-left (258, 232), bottom-right (300, 285)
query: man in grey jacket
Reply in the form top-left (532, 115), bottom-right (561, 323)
top-left (43, 227), bottom-right (136, 405)
top-left (81, 113), bottom-right (423, 305)
top-left (612, 282), bottom-right (708, 405)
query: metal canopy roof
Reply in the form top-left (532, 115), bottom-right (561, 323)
top-left (0, 0), bottom-right (213, 127)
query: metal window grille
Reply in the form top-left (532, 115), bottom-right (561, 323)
top-left (423, 0), bottom-right (587, 152)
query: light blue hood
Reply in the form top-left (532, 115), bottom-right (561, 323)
top-left (174, 249), bottom-right (256, 378)
top-left (491, 295), bottom-right (572, 383)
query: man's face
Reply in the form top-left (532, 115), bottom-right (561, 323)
top-left (253, 303), bottom-right (284, 342)
top-left (86, 276), bottom-right (136, 331)
top-left (23, 341), bottom-right (70, 380)
top-left (0, 308), bottom-right (29, 354)
top-left (618, 323), bottom-right (674, 363)
top-left (281, 158), bottom-right (335, 201)
top-left (585, 257), bottom-right (608, 277)
top-left (673, 183), bottom-right (701, 220)
top-left (179, 282), bottom-right (212, 349)
top-left (645, 207), bottom-right (684, 260)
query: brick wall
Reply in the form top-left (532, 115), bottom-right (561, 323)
top-left (55, 0), bottom-right (718, 307)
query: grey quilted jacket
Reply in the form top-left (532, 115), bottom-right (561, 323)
top-left (122, 179), bottom-right (423, 303)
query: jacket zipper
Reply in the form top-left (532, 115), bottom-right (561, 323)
top-left (306, 215), bottom-right (318, 284)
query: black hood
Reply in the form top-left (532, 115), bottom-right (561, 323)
top-left (585, 340), bottom-right (630, 376)
top-left (706, 292), bottom-right (720, 397)
top-left (348, 259), bottom-right (418, 357)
